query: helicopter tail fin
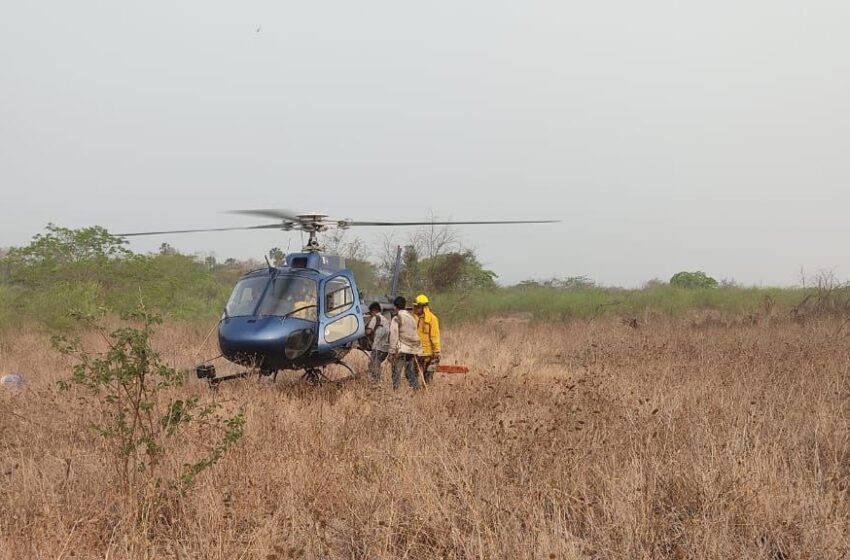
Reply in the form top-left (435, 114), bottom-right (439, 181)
top-left (389, 245), bottom-right (402, 300)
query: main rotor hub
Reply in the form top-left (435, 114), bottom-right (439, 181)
top-left (295, 213), bottom-right (330, 232)
top-left (293, 214), bottom-right (330, 251)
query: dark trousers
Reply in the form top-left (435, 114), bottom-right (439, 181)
top-left (391, 353), bottom-right (420, 390)
top-left (369, 350), bottom-right (388, 383)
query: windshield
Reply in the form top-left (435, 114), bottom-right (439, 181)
top-left (257, 275), bottom-right (318, 320)
top-left (225, 276), bottom-right (268, 317)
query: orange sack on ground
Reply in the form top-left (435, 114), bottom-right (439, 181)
top-left (435, 364), bottom-right (469, 374)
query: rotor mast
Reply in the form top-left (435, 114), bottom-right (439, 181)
top-left (296, 213), bottom-right (344, 252)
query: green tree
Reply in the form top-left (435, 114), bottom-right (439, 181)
top-left (347, 258), bottom-right (381, 298)
top-left (6, 223), bottom-right (132, 285)
top-left (417, 251), bottom-right (497, 292)
top-left (670, 271), bottom-right (718, 289)
top-left (268, 247), bottom-right (286, 266)
top-left (2, 224), bottom-right (237, 328)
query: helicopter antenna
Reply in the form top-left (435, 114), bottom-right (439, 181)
top-left (264, 254), bottom-right (274, 272)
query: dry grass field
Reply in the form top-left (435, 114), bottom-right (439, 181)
top-left (1, 315), bottom-right (849, 559)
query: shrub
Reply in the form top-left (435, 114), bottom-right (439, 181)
top-left (670, 271), bottom-right (719, 289)
top-left (54, 303), bottom-right (245, 526)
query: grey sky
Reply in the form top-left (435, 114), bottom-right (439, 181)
top-left (2, 1), bottom-right (848, 287)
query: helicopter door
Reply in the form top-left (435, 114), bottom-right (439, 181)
top-left (317, 272), bottom-right (364, 352)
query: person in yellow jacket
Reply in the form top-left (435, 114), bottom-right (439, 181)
top-left (412, 293), bottom-right (440, 384)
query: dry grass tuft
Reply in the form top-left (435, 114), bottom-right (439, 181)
top-left (1, 317), bottom-right (849, 558)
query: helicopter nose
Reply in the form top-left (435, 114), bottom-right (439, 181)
top-left (218, 317), bottom-right (293, 366)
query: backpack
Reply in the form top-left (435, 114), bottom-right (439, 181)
top-left (358, 314), bottom-right (384, 352)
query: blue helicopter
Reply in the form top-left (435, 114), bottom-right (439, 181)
top-left (119, 209), bottom-right (557, 385)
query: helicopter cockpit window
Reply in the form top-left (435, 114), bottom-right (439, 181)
top-left (225, 276), bottom-right (268, 317)
top-left (257, 276), bottom-right (318, 320)
top-left (324, 276), bottom-right (354, 318)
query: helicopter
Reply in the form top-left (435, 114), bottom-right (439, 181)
top-left (118, 209), bottom-right (557, 385)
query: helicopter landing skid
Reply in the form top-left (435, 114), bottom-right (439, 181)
top-left (300, 360), bottom-right (357, 385)
top-left (197, 362), bottom-right (356, 387)
top-left (207, 372), bottom-right (249, 386)
top-left (196, 364), bottom-right (278, 387)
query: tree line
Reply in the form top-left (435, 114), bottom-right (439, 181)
top-left (0, 223), bottom-right (500, 330)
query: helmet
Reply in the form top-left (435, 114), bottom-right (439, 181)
top-left (414, 294), bottom-right (429, 305)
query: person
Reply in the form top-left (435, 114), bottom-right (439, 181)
top-left (365, 302), bottom-right (390, 384)
top-left (388, 296), bottom-right (422, 390)
top-left (413, 293), bottom-right (441, 384)
top-left (290, 282), bottom-right (317, 320)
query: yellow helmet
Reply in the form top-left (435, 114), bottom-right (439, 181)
top-left (414, 294), bottom-right (430, 305)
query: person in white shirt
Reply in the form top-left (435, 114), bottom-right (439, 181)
top-left (365, 301), bottom-right (390, 384)
top-left (388, 296), bottom-right (422, 390)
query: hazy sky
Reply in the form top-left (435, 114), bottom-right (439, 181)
top-left (2, 1), bottom-right (848, 287)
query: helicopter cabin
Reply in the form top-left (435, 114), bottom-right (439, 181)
top-left (219, 251), bottom-right (364, 365)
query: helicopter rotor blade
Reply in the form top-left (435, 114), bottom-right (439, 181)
top-left (345, 219), bottom-right (560, 227)
top-left (116, 223), bottom-right (285, 237)
top-left (224, 208), bottom-right (302, 222)
top-left (116, 212), bottom-right (558, 239)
